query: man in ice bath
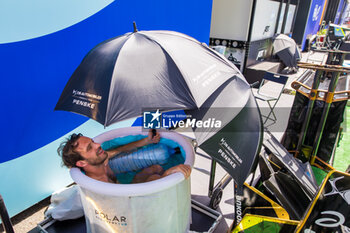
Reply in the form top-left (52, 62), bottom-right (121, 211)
top-left (58, 130), bottom-right (191, 183)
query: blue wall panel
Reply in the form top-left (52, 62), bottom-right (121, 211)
top-left (302, 0), bottom-right (326, 50)
top-left (0, 0), bottom-right (213, 217)
top-left (335, 0), bottom-right (345, 24)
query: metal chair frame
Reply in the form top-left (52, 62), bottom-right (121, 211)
top-left (254, 72), bottom-right (288, 126)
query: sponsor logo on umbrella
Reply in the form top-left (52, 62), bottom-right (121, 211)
top-left (71, 89), bottom-right (102, 109)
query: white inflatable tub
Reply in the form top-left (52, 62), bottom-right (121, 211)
top-left (70, 127), bottom-right (195, 233)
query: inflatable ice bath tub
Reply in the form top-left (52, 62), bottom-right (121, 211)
top-left (70, 127), bottom-right (195, 233)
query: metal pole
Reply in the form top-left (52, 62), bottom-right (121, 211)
top-left (326, 50), bottom-right (346, 66)
top-left (243, 0), bottom-right (258, 74)
top-left (290, 0), bottom-right (300, 36)
top-left (275, 0), bottom-right (285, 34)
top-left (337, 1), bottom-right (346, 24)
top-left (328, 0), bottom-right (341, 23)
top-left (309, 50), bottom-right (347, 164)
top-left (208, 159), bottom-right (217, 197)
top-left (326, 50), bottom-right (335, 64)
top-left (295, 69), bottom-right (324, 157)
top-left (0, 194), bottom-right (15, 233)
top-left (212, 173), bottom-right (232, 193)
top-left (310, 70), bottom-right (341, 164)
top-left (281, 0), bottom-right (291, 34)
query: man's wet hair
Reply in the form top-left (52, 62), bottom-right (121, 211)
top-left (57, 133), bottom-right (84, 168)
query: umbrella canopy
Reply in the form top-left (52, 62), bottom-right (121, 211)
top-left (273, 34), bottom-right (301, 68)
top-left (186, 77), bottom-right (262, 186)
top-left (55, 29), bottom-right (262, 187)
top-left (55, 30), bottom-right (244, 126)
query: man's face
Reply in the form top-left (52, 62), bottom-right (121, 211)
top-left (75, 136), bottom-right (108, 166)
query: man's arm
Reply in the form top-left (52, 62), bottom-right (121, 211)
top-left (162, 164), bottom-right (191, 179)
top-left (106, 130), bottom-right (160, 159)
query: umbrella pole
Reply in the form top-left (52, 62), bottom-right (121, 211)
top-left (208, 160), bottom-right (217, 197)
top-left (295, 69), bottom-right (324, 158)
top-left (133, 21), bottom-right (138, 32)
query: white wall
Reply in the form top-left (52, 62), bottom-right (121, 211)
top-left (276, 4), bottom-right (296, 34)
top-left (210, 0), bottom-right (253, 41)
top-left (284, 5), bottom-right (296, 34)
top-left (251, 0), bottom-right (280, 41)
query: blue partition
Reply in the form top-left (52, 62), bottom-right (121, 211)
top-left (301, 0), bottom-right (327, 50)
top-left (0, 0), bottom-right (213, 217)
top-left (335, 0), bottom-right (346, 24)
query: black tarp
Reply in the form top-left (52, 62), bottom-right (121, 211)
top-left (282, 92), bottom-right (347, 162)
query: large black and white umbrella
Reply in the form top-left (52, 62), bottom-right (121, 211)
top-left (55, 28), bottom-right (262, 187)
top-left (55, 30), bottom-right (243, 126)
